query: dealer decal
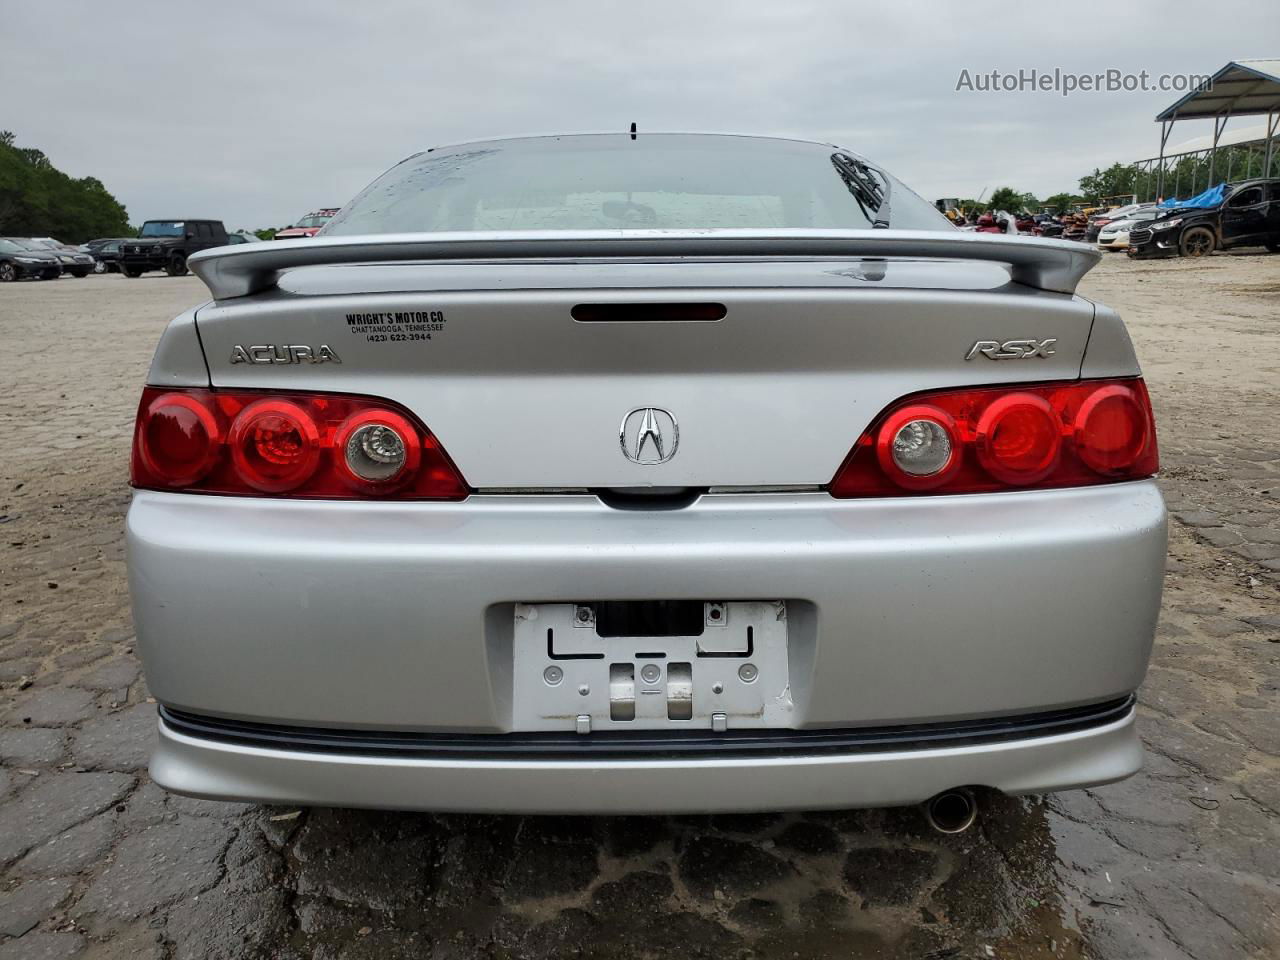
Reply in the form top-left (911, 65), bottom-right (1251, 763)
top-left (345, 310), bottom-right (447, 344)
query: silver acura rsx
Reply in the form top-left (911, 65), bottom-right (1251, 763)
top-left (126, 133), bottom-right (1166, 820)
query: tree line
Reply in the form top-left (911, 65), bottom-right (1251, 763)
top-left (0, 131), bottom-right (131, 242)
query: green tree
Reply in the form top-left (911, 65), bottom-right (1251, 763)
top-left (1077, 163), bottom-right (1138, 204)
top-left (254, 228), bottom-right (278, 241)
top-left (1042, 192), bottom-right (1082, 213)
top-left (986, 186), bottom-right (1038, 213)
top-left (0, 131), bottom-right (130, 241)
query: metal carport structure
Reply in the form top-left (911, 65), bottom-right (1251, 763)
top-left (1152, 59), bottom-right (1280, 199)
top-left (1134, 123), bottom-right (1279, 202)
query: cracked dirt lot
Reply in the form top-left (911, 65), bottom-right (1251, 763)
top-left (0, 252), bottom-right (1277, 959)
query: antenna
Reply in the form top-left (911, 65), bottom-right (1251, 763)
top-left (629, 122), bottom-right (637, 140)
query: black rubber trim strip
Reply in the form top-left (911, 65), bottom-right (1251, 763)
top-left (160, 696), bottom-right (1134, 761)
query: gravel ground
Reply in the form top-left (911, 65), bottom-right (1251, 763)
top-left (0, 253), bottom-right (1277, 959)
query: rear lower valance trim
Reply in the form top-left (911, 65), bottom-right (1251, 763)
top-left (160, 696), bottom-right (1135, 761)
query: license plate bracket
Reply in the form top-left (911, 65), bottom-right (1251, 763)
top-left (512, 601), bottom-right (791, 732)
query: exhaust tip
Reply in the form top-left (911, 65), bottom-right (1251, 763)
top-left (925, 788), bottom-right (977, 834)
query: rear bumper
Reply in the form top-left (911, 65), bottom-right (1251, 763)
top-left (129, 481), bottom-right (1165, 728)
top-left (152, 701), bottom-right (1142, 813)
top-left (131, 482), bottom-right (1163, 810)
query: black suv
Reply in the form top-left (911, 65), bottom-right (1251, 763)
top-left (1128, 179), bottom-right (1280, 259)
top-left (119, 220), bottom-right (229, 277)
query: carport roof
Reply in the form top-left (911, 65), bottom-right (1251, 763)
top-left (1156, 59), bottom-right (1280, 121)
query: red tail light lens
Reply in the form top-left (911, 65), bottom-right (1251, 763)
top-left (831, 378), bottom-right (1157, 497)
top-left (228, 399), bottom-right (321, 492)
top-left (1074, 385), bottom-right (1150, 475)
top-left (975, 393), bottom-right (1061, 484)
top-left (131, 388), bottom-right (468, 500)
top-left (136, 393), bottom-right (220, 487)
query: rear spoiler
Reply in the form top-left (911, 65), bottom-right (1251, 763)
top-left (189, 229), bottom-right (1100, 300)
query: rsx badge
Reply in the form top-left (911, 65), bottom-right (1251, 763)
top-left (230, 344), bottom-right (342, 365)
top-left (965, 338), bottom-right (1057, 361)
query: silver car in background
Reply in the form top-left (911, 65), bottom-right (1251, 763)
top-left (126, 134), bottom-right (1166, 818)
top-left (1097, 207), bottom-right (1169, 251)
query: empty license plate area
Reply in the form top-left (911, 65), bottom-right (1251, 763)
top-left (512, 601), bottom-right (791, 733)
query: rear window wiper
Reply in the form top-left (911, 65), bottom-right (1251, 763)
top-left (831, 153), bottom-right (892, 229)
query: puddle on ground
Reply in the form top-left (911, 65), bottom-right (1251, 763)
top-left (273, 790), bottom-right (1092, 959)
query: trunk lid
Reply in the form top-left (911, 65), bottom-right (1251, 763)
top-left (192, 241), bottom-right (1099, 490)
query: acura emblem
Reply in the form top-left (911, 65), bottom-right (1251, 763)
top-left (620, 407), bottom-right (679, 464)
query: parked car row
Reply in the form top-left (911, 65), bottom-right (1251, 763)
top-left (116, 209), bottom-right (341, 278)
top-left (1068, 203), bottom-right (1169, 251)
top-left (1128, 179), bottom-right (1280, 259)
top-left (1059, 182), bottom-right (1280, 258)
top-left (0, 236), bottom-right (95, 281)
top-left (81, 228), bottom-right (262, 276)
top-left (3, 226), bottom-right (255, 281)
top-left (942, 183), bottom-right (1280, 261)
top-left (3, 216), bottom-right (308, 283)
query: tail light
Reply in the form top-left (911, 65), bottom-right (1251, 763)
top-left (131, 387), bottom-right (468, 500)
top-left (830, 378), bottom-right (1157, 497)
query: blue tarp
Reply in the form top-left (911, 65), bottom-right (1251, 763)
top-left (1159, 184), bottom-right (1227, 208)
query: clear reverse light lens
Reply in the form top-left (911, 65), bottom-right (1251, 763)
top-left (892, 419), bottom-right (952, 476)
top-left (345, 423), bottom-right (406, 481)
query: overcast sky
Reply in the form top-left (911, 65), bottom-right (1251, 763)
top-left (4, 1), bottom-right (1276, 229)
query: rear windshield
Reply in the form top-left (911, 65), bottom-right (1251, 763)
top-left (324, 135), bottom-right (950, 235)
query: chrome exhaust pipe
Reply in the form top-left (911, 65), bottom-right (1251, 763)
top-left (924, 788), bottom-right (977, 834)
